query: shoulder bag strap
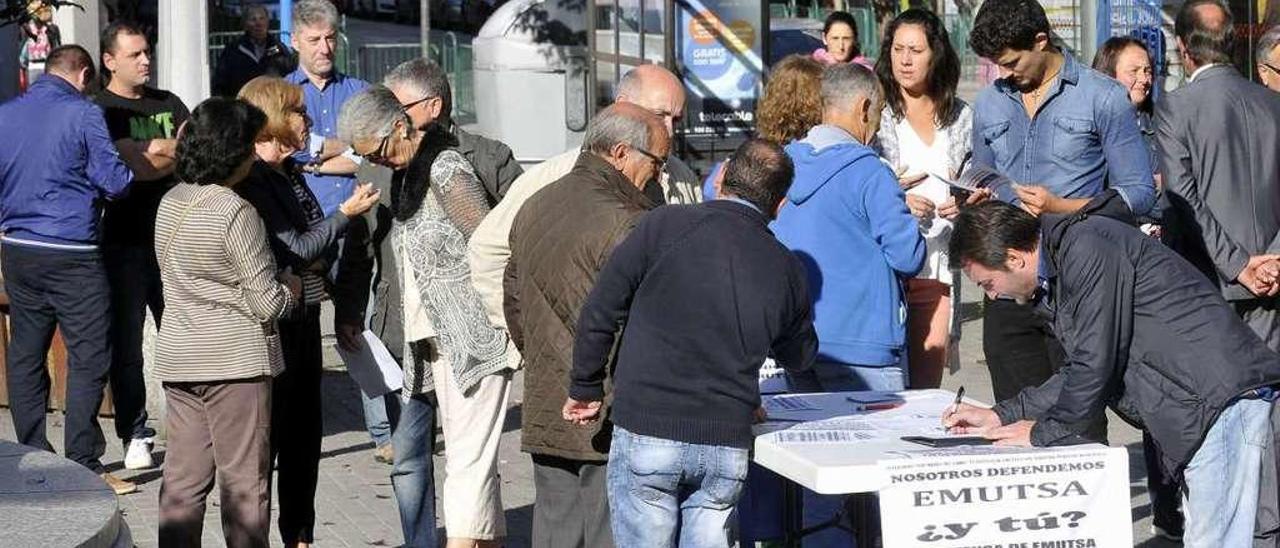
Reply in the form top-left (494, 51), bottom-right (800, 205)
top-left (158, 192), bottom-right (216, 268)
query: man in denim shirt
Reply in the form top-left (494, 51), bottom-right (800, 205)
top-left (966, 0), bottom-right (1156, 423)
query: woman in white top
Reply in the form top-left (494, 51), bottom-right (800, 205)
top-left (874, 8), bottom-right (976, 389)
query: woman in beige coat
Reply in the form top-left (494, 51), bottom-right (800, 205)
top-left (154, 97), bottom-right (300, 548)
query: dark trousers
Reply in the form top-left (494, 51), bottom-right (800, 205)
top-left (982, 298), bottom-right (1063, 402)
top-left (159, 377), bottom-right (272, 548)
top-left (1235, 299), bottom-right (1280, 352)
top-left (270, 305), bottom-right (323, 545)
top-left (531, 453), bottom-right (614, 548)
top-left (1143, 432), bottom-right (1185, 534)
top-left (1, 243), bottom-right (110, 472)
top-left (983, 298), bottom-right (1108, 441)
top-left (103, 242), bottom-right (161, 442)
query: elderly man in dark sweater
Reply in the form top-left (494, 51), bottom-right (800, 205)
top-left (566, 139), bottom-right (817, 547)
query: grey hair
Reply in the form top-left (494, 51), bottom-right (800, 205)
top-left (383, 58), bottom-right (453, 121)
top-left (582, 107), bottom-right (653, 155)
top-left (337, 85), bottom-right (409, 144)
top-left (1258, 25), bottom-right (1280, 65)
top-left (820, 63), bottom-right (881, 111)
top-left (293, 0), bottom-right (339, 32)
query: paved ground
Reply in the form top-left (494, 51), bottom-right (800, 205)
top-left (0, 278), bottom-right (1178, 547)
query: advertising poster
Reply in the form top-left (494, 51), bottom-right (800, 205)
top-left (676, 0), bottom-right (764, 135)
top-left (879, 447), bottom-right (1133, 548)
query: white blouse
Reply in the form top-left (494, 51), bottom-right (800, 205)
top-left (895, 117), bottom-right (954, 285)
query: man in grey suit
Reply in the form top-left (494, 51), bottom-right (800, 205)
top-left (1157, 0), bottom-right (1280, 349)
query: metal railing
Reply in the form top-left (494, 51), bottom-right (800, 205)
top-left (206, 25), bottom-right (474, 123)
top-left (348, 32), bottom-right (476, 124)
top-left (207, 30), bottom-right (352, 80)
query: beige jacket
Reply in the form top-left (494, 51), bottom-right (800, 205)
top-left (153, 183), bottom-right (295, 383)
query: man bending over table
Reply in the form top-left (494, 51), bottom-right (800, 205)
top-left (944, 192), bottom-right (1280, 547)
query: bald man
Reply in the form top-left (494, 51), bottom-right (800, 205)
top-left (504, 103), bottom-right (668, 548)
top-left (468, 64), bottom-right (696, 336)
top-left (1158, 0), bottom-right (1280, 350)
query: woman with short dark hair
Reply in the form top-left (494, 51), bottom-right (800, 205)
top-left (874, 8), bottom-right (974, 390)
top-left (155, 97), bottom-right (301, 547)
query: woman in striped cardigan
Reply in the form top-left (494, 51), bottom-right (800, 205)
top-left (154, 97), bottom-right (301, 547)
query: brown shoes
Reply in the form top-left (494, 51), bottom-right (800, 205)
top-left (100, 472), bottom-right (137, 496)
top-left (373, 443), bottom-right (395, 465)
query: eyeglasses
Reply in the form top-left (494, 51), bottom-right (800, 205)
top-left (358, 134), bottom-right (392, 163)
top-left (401, 95), bottom-right (434, 112)
top-left (631, 146), bottom-right (666, 172)
top-left (1263, 62), bottom-right (1280, 75)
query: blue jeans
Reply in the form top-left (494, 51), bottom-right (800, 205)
top-left (799, 361), bottom-right (907, 393)
top-left (796, 360), bottom-right (905, 547)
top-left (607, 427), bottom-right (749, 548)
top-left (391, 392), bottom-right (438, 548)
top-left (1182, 397), bottom-right (1275, 547)
top-left (361, 389), bottom-right (399, 447)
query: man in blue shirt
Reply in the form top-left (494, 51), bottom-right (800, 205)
top-left (966, 0), bottom-right (1156, 419)
top-left (0, 46), bottom-right (135, 493)
top-left (286, 0), bottom-right (395, 452)
top-left (285, 0), bottom-right (368, 216)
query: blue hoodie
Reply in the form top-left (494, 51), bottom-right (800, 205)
top-left (772, 125), bottom-right (925, 366)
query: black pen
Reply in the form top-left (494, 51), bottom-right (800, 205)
top-left (949, 386), bottom-right (966, 418)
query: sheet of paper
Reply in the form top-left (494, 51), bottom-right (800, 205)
top-left (336, 330), bottom-right (404, 398)
top-left (880, 445), bottom-right (1037, 459)
top-left (771, 429), bottom-right (878, 444)
top-left (929, 165), bottom-right (1014, 193)
top-left (758, 359), bottom-right (788, 395)
top-left (763, 394), bottom-right (821, 411)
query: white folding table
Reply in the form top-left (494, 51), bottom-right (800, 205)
top-left (750, 389), bottom-right (1006, 546)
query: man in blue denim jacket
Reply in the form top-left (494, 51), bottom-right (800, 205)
top-left (966, 0), bottom-right (1157, 425)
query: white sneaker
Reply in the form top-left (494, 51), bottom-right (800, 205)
top-left (124, 438), bottom-right (154, 470)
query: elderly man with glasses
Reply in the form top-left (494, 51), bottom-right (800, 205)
top-left (504, 102), bottom-right (669, 548)
top-left (383, 58), bottom-right (523, 205)
top-left (1257, 25), bottom-right (1280, 93)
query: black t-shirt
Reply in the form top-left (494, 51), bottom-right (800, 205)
top-left (93, 87), bottom-right (190, 246)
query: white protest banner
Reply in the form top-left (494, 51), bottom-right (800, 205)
top-left (879, 446), bottom-right (1131, 548)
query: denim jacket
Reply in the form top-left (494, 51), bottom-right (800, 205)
top-left (971, 53), bottom-right (1156, 216)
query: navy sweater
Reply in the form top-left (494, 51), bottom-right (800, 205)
top-left (571, 200), bottom-right (817, 449)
